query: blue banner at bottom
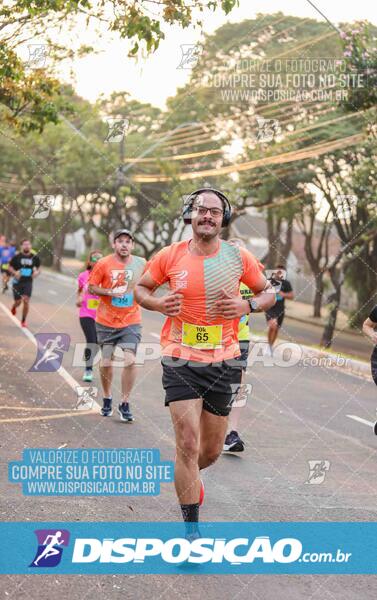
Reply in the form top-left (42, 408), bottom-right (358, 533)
top-left (0, 522), bottom-right (376, 574)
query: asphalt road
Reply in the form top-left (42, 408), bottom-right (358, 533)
top-left (0, 272), bottom-right (376, 599)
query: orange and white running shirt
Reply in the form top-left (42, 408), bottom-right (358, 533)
top-left (89, 254), bottom-right (146, 329)
top-left (145, 240), bottom-right (263, 362)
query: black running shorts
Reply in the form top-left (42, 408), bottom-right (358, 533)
top-left (161, 358), bottom-right (242, 417)
top-left (265, 305), bottom-right (285, 328)
top-left (12, 280), bottom-right (33, 300)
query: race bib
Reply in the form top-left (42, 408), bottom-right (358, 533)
top-left (20, 267), bottom-right (32, 277)
top-left (87, 298), bottom-right (99, 310)
top-left (111, 293), bottom-right (134, 308)
top-left (182, 323), bottom-right (223, 349)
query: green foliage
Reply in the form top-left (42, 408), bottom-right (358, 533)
top-left (0, 44), bottom-right (64, 133)
top-left (0, 1), bottom-right (239, 132)
top-left (32, 236), bottom-right (54, 266)
top-left (339, 22), bottom-right (377, 112)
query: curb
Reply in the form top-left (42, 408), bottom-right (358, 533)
top-left (250, 335), bottom-right (372, 382)
top-left (285, 312), bottom-right (360, 338)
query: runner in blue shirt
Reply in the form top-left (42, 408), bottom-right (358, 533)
top-left (1, 239), bottom-right (16, 293)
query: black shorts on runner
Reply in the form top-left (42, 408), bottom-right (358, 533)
top-left (12, 280), bottom-right (32, 300)
top-left (266, 306), bottom-right (285, 328)
top-left (234, 340), bottom-right (250, 371)
top-left (161, 358), bottom-right (242, 417)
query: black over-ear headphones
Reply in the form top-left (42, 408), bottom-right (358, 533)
top-left (182, 188), bottom-right (232, 227)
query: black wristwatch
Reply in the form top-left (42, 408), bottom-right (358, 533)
top-left (248, 298), bottom-right (259, 313)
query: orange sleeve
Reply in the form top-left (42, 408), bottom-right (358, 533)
top-left (88, 260), bottom-right (104, 287)
top-left (239, 247), bottom-right (265, 291)
top-left (145, 247), bottom-right (170, 286)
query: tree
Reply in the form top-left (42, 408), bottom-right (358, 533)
top-left (310, 143), bottom-right (377, 345)
top-left (0, 1), bottom-right (238, 131)
top-left (0, 86), bottom-right (116, 269)
top-left (296, 198), bottom-right (332, 318)
top-left (164, 13), bottom-right (364, 273)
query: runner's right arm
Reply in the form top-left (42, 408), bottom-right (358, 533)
top-left (8, 255), bottom-right (20, 279)
top-left (135, 271), bottom-right (183, 316)
top-left (135, 248), bottom-right (183, 316)
top-left (88, 283), bottom-right (125, 298)
top-left (87, 260), bottom-right (125, 298)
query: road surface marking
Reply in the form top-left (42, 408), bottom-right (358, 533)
top-left (0, 411), bottom-right (94, 424)
top-left (346, 414), bottom-right (374, 428)
top-left (0, 406), bottom-right (82, 411)
top-left (0, 301), bottom-right (100, 413)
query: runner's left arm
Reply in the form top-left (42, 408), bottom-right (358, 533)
top-left (214, 251), bottom-right (275, 319)
top-left (280, 280), bottom-right (294, 300)
top-left (240, 248), bottom-right (276, 312)
top-left (363, 306), bottom-right (377, 344)
top-left (77, 273), bottom-right (84, 307)
top-left (32, 255), bottom-right (41, 278)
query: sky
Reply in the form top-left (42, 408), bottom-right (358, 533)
top-left (59, 0), bottom-right (377, 109)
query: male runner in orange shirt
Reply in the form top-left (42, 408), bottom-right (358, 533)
top-left (135, 188), bottom-right (276, 532)
top-left (89, 229), bottom-right (146, 421)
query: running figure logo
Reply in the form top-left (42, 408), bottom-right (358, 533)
top-left (305, 460), bottom-right (330, 484)
top-left (27, 44), bottom-right (48, 68)
top-left (229, 383), bottom-right (253, 408)
top-left (256, 117), bottom-right (281, 143)
top-left (177, 44), bottom-right (202, 69)
top-left (74, 386), bottom-right (98, 410)
top-left (335, 194), bottom-right (357, 220)
top-left (110, 268), bottom-right (133, 291)
top-left (30, 529), bottom-right (70, 568)
top-left (174, 270), bottom-right (188, 289)
top-left (105, 118), bottom-right (129, 142)
top-left (29, 333), bottom-right (70, 372)
top-left (31, 195), bottom-right (55, 219)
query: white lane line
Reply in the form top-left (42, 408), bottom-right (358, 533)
top-left (48, 290), bottom-right (58, 295)
top-left (150, 332), bottom-right (160, 339)
top-left (346, 414), bottom-right (375, 428)
top-left (0, 301), bottom-right (100, 413)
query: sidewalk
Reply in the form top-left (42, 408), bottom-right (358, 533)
top-left (285, 300), bottom-right (358, 336)
top-left (60, 256), bottom-right (84, 277)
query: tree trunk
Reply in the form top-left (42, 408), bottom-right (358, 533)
top-left (51, 219), bottom-right (69, 273)
top-left (52, 237), bottom-right (64, 272)
top-left (83, 229), bottom-right (93, 249)
top-left (266, 208), bottom-right (279, 268)
top-left (320, 268), bottom-right (343, 348)
top-left (347, 235), bottom-right (377, 327)
top-left (313, 272), bottom-right (324, 318)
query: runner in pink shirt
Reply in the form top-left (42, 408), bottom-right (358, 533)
top-left (77, 250), bottom-right (103, 381)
